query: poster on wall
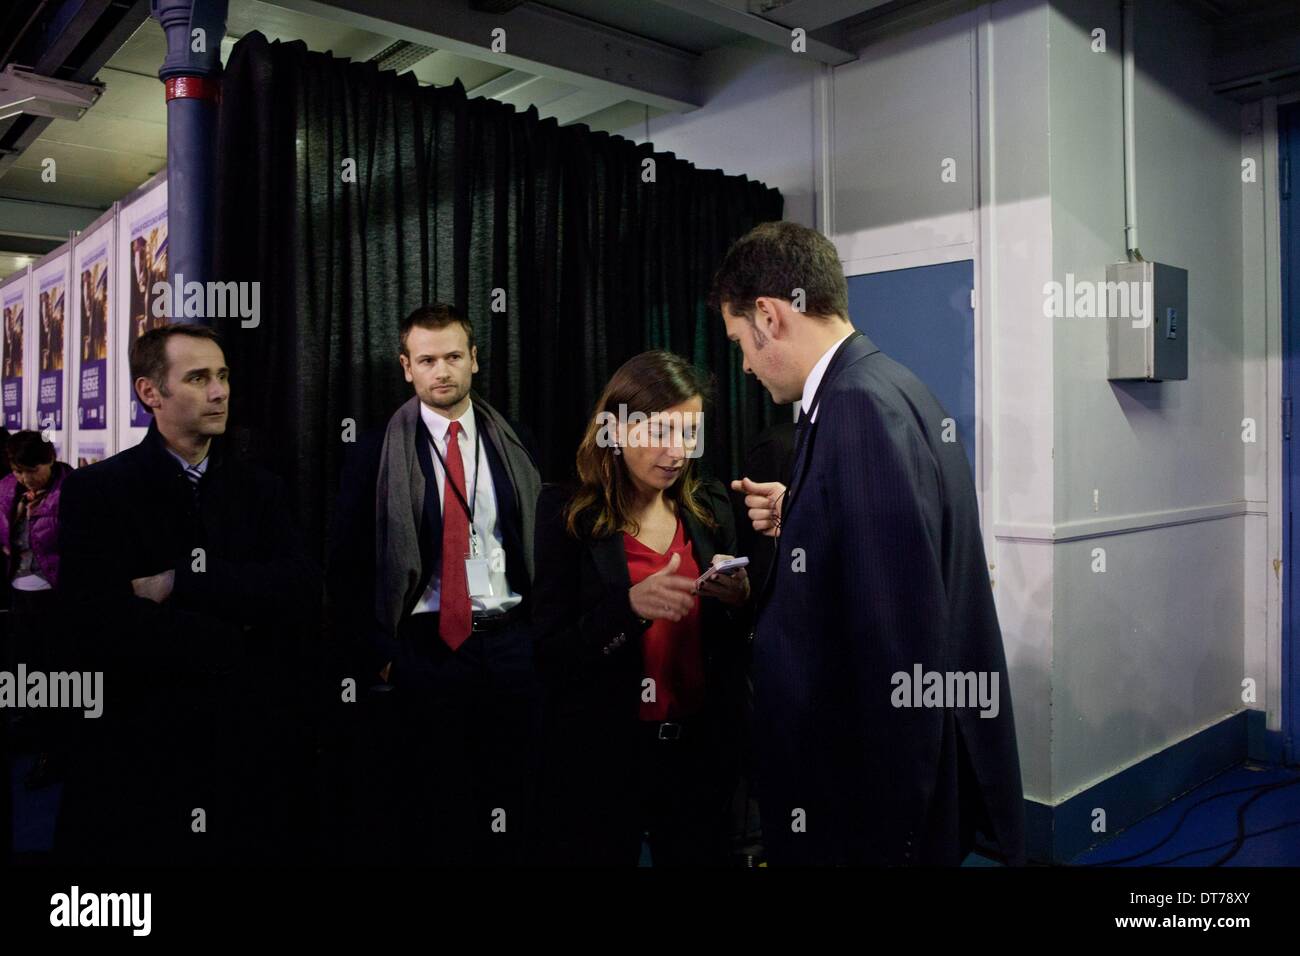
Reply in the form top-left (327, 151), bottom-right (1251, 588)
top-left (71, 206), bottom-right (117, 467)
top-left (0, 269), bottom-right (29, 431)
top-left (117, 170), bottom-right (167, 448)
top-left (31, 244), bottom-right (72, 459)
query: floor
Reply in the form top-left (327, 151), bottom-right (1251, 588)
top-left (1070, 763), bottom-right (1300, 867)
top-left (11, 748), bottom-right (1300, 865)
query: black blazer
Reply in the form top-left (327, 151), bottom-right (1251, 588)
top-left (753, 331), bottom-right (1026, 867)
top-left (531, 478), bottom-right (750, 851)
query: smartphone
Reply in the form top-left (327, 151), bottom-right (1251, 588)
top-left (694, 556), bottom-right (749, 587)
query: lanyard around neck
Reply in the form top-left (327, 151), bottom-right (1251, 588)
top-left (424, 414), bottom-right (483, 527)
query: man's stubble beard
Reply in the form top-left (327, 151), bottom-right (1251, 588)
top-left (424, 380), bottom-right (471, 410)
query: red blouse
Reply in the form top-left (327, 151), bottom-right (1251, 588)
top-left (622, 519), bottom-right (705, 721)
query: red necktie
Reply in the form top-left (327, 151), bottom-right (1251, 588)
top-left (438, 419), bottom-right (473, 650)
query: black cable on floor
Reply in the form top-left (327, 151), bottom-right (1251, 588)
top-left (1080, 770), bottom-right (1300, 867)
top-left (1142, 818), bottom-right (1300, 867)
top-left (1207, 776), bottom-right (1300, 866)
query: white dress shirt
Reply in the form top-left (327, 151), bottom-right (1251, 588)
top-left (164, 444), bottom-right (210, 483)
top-left (412, 401), bottom-right (522, 617)
top-left (798, 329), bottom-right (856, 423)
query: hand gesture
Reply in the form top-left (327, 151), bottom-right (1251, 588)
top-left (629, 551), bottom-right (697, 623)
top-left (730, 477), bottom-right (786, 537)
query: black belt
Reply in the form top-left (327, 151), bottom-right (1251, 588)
top-left (639, 717), bottom-right (696, 742)
top-left (412, 604), bottom-right (524, 635)
top-left (470, 604), bottom-right (525, 633)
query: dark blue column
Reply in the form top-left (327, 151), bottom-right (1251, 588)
top-left (152, 0), bottom-right (229, 326)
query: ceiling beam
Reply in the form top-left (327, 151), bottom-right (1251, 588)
top-left (540, 86), bottom-right (627, 127)
top-left (467, 70), bottom-right (626, 127)
top-left (465, 68), bottom-right (540, 101)
top-left (749, 0), bottom-right (894, 33)
top-left (644, 0), bottom-right (856, 65)
top-left (0, 0), bottom-right (150, 179)
top-left (266, 0), bottom-right (702, 111)
top-left (0, 234), bottom-right (61, 257)
top-left (0, 196), bottom-right (101, 239)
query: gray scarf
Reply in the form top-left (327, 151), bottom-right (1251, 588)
top-left (374, 392), bottom-right (540, 634)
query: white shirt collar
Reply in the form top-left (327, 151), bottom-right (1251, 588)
top-left (420, 399), bottom-right (476, 446)
top-left (163, 444), bottom-right (208, 474)
top-left (799, 329), bottom-right (856, 423)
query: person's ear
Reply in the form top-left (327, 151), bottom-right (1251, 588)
top-left (135, 377), bottom-right (162, 412)
top-left (398, 352), bottom-right (414, 383)
top-left (754, 296), bottom-right (785, 339)
top-left (470, 345), bottom-right (479, 375)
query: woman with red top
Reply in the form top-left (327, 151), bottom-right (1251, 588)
top-left (533, 351), bottom-right (751, 866)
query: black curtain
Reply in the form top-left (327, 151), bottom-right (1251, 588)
top-left (213, 32), bottom-right (784, 557)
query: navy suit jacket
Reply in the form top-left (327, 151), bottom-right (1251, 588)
top-left (753, 331), bottom-right (1025, 866)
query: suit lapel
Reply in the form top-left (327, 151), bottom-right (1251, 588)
top-left (783, 332), bottom-right (880, 518)
top-left (589, 500), bottom-right (717, 594)
top-left (590, 533), bottom-right (631, 592)
top-left (756, 332), bottom-right (880, 610)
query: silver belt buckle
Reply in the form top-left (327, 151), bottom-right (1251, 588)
top-left (657, 721), bottom-right (683, 741)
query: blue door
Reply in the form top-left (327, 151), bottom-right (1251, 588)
top-left (845, 259), bottom-right (976, 477)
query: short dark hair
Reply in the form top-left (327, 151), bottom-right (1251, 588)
top-left (707, 221), bottom-right (848, 322)
top-left (399, 303), bottom-right (476, 356)
top-left (7, 430), bottom-right (55, 468)
top-left (129, 324), bottom-right (224, 414)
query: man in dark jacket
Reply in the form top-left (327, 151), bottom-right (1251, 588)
top-left (330, 303), bottom-right (542, 865)
top-left (56, 324), bottom-right (318, 864)
top-left (715, 221), bottom-right (1025, 866)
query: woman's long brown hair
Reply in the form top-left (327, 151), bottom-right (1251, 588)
top-left (564, 350), bottom-right (717, 539)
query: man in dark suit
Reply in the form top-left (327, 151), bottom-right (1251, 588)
top-left (712, 221), bottom-right (1025, 866)
top-left (56, 324), bottom-right (319, 864)
top-left (332, 303), bottom-right (542, 865)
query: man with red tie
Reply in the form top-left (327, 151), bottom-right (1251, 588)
top-left (367, 303), bottom-right (542, 865)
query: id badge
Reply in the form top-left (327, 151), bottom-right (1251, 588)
top-left (465, 557), bottom-right (493, 597)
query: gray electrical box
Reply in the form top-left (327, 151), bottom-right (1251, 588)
top-left (1106, 261), bottom-right (1188, 381)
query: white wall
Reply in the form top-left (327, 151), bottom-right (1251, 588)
top-left (620, 0), bottom-right (1260, 809)
top-left (1047, 0), bottom-right (1247, 798)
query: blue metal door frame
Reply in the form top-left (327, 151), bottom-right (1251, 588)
top-left (1281, 102), bottom-right (1299, 764)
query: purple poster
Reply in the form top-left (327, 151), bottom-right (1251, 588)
top-left (77, 245), bottom-right (109, 430)
top-left (37, 267), bottom-right (66, 431)
top-left (126, 207), bottom-right (167, 427)
top-left (1, 284), bottom-right (24, 430)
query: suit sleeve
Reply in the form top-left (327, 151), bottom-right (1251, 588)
top-left (531, 485), bottom-right (649, 681)
top-left (168, 471), bottom-right (319, 628)
top-left (58, 468), bottom-right (240, 675)
top-left (822, 389), bottom-right (949, 768)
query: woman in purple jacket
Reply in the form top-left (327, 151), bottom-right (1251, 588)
top-left (0, 431), bottom-right (73, 788)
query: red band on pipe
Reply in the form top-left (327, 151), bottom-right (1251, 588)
top-left (165, 76), bottom-right (221, 103)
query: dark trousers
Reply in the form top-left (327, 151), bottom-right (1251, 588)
top-left (5, 587), bottom-right (72, 761)
top-left (633, 721), bottom-right (734, 867)
top-left (356, 611), bottom-right (540, 865)
top-left (537, 714), bottom-right (734, 867)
